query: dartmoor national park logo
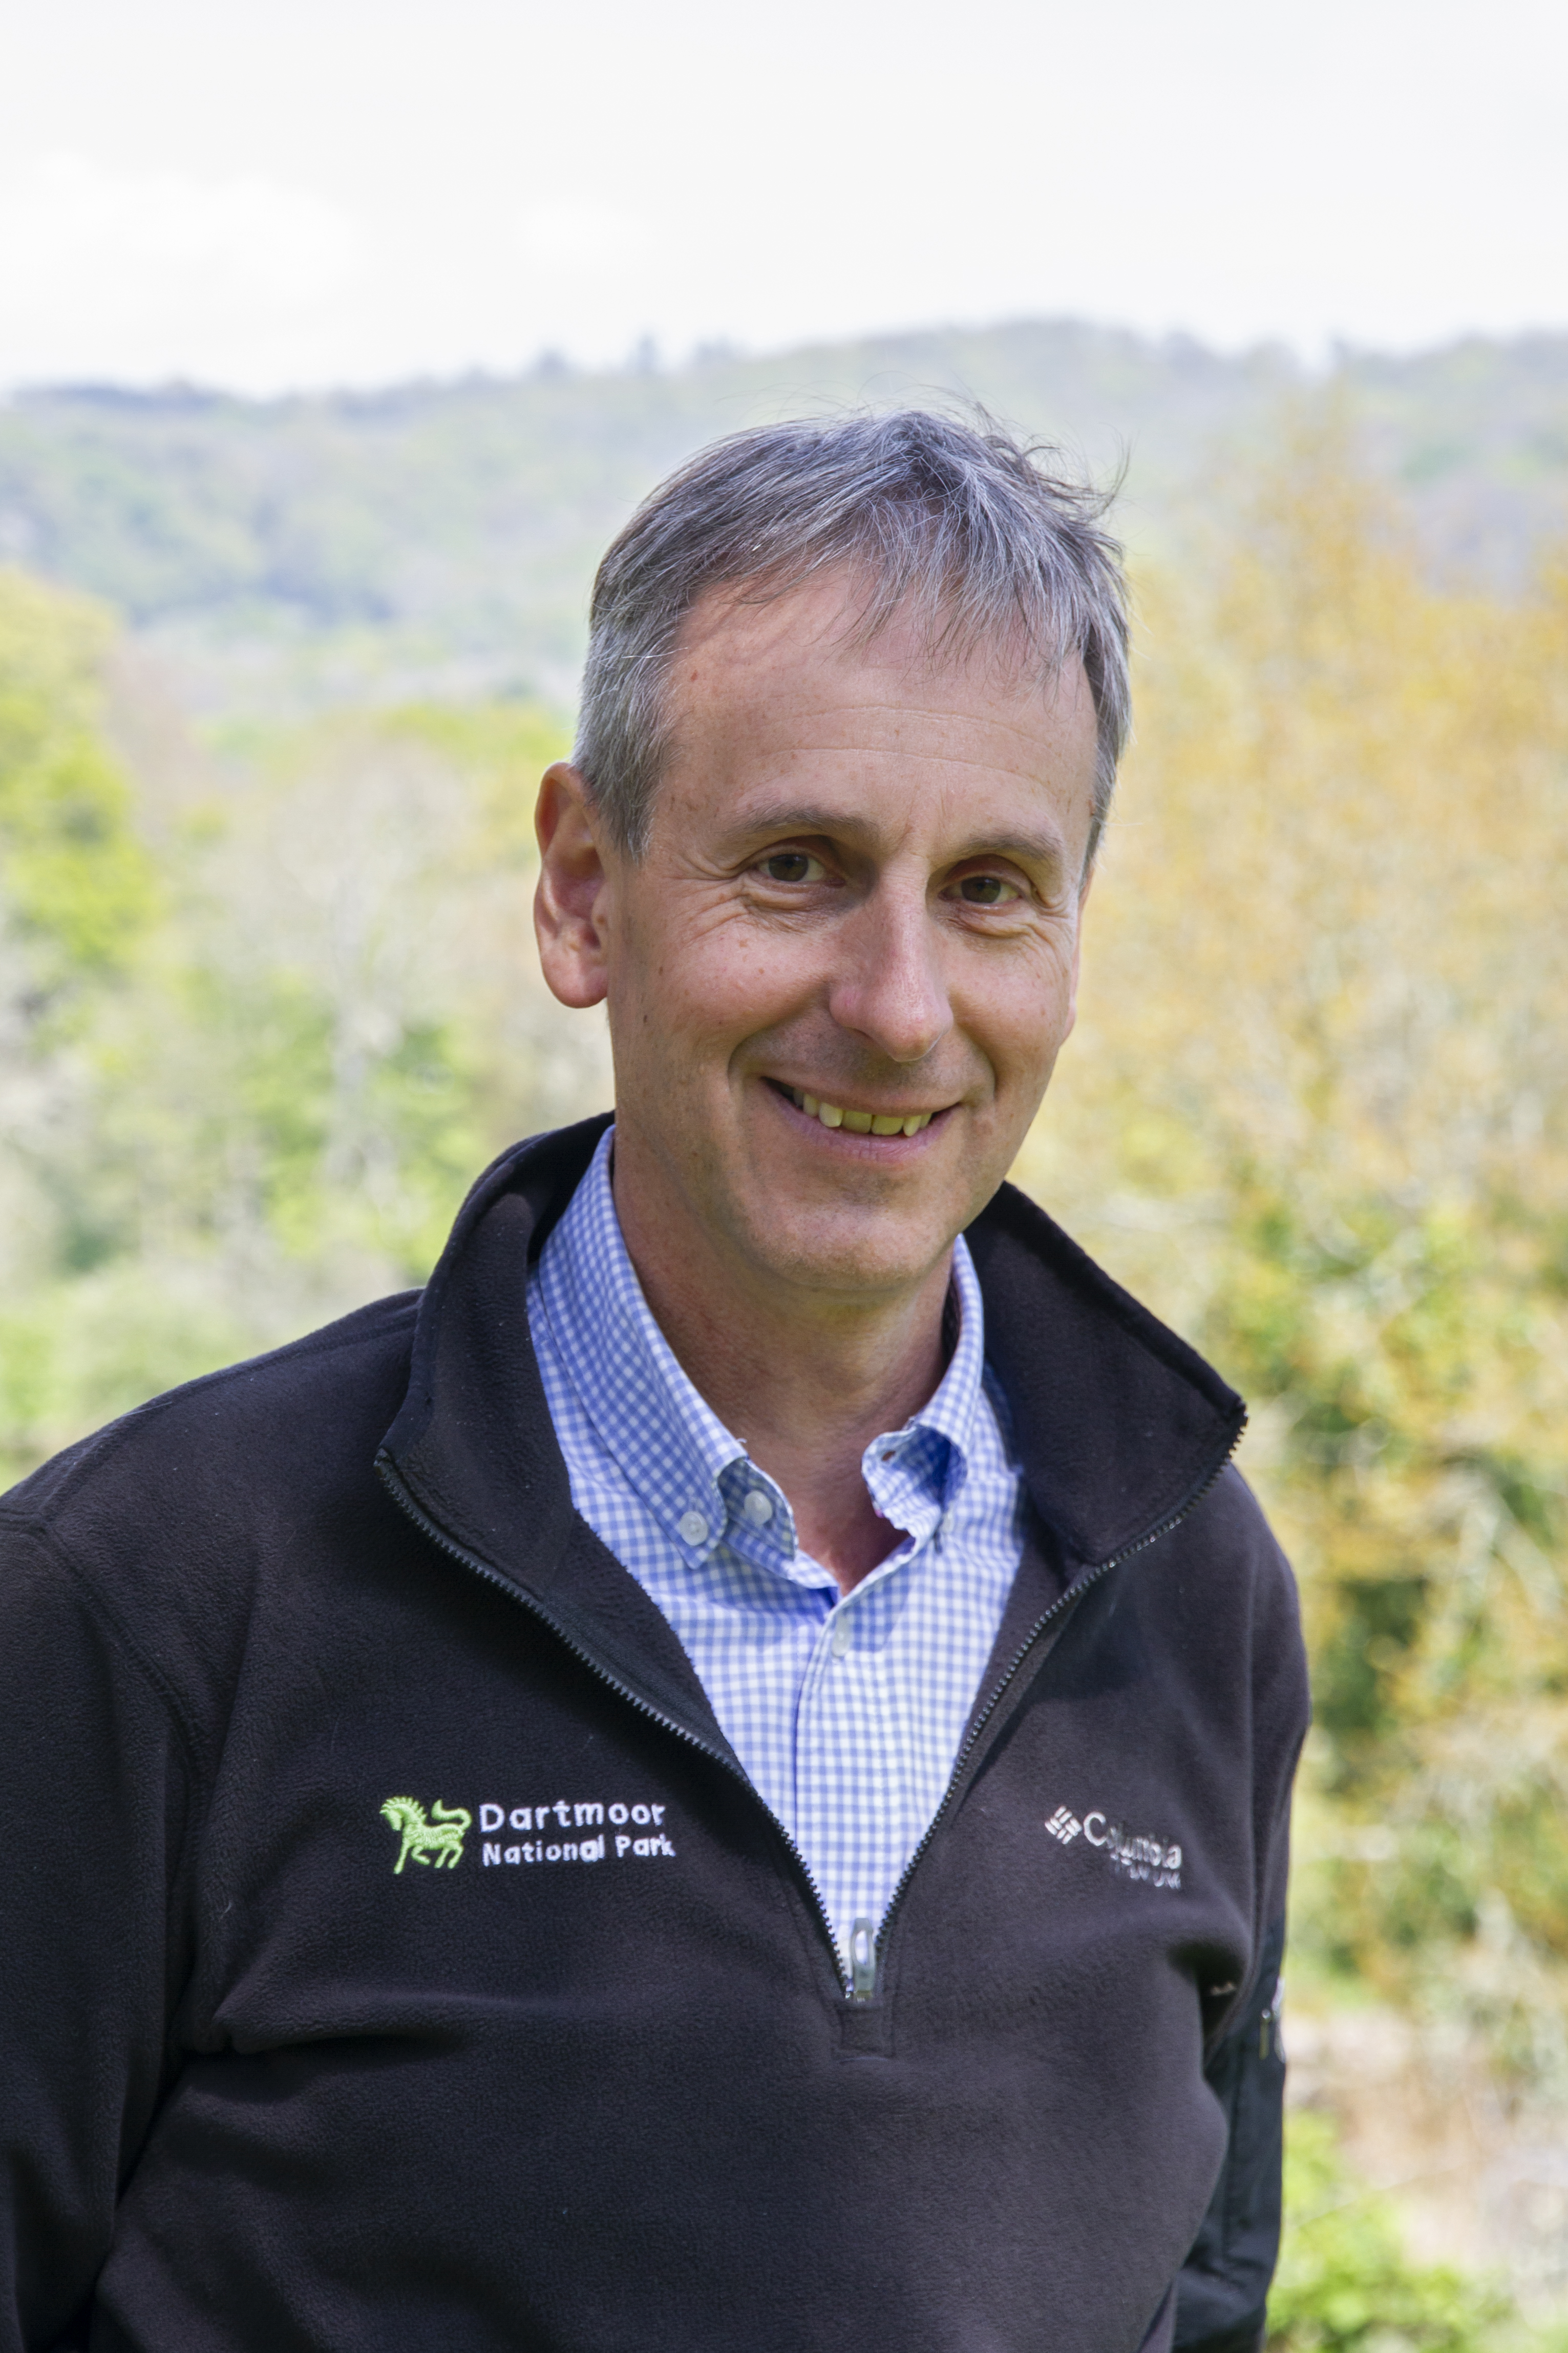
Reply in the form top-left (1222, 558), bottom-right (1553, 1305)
top-left (476, 1798), bottom-right (676, 1866)
top-left (378, 1792), bottom-right (679, 1875)
top-left (380, 1796), bottom-right (473, 1873)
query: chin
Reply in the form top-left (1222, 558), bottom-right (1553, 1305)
top-left (738, 1211), bottom-right (947, 1299)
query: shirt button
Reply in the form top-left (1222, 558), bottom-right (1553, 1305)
top-left (677, 1510), bottom-right (710, 1546)
top-left (742, 1490), bottom-right (774, 1527)
top-left (830, 1615), bottom-right (852, 1659)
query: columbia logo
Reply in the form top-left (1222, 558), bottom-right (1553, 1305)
top-left (1046, 1802), bottom-right (1184, 1890)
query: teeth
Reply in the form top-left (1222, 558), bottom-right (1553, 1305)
top-left (787, 1086), bottom-right (933, 1137)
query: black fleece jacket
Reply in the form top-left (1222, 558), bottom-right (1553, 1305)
top-left (0, 1117), bottom-right (1308, 2353)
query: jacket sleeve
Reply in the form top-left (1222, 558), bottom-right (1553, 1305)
top-left (1176, 1472), bottom-right (1307, 2353)
top-left (0, 1515), bottom-right (194, 2351)
top-left (1173, 1915), bottom-right (1287, 2353)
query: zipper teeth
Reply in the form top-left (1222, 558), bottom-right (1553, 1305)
top-left (374, 1453), bottom-right (853, 1994)
top-left (379, 1408), bottom-right (1243, 2006)
top-left (871, 1417), bottom-right (1246, 1966)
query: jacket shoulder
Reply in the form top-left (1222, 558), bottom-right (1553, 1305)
top-left (0, 1291), bottom-right (423, 1760)
top-left (3, 1289), bottom-right (421, 1522)
top-left (1189, 1461), bottom-right (1293, 1577)
top-left (1164, 1464), bottom-right (1309, 1747)
top-left (1163, 1462), bottom-right (1304, 1639)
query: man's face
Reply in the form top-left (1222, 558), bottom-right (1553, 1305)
top-left (536, 571), bottom-right (1101, 1312)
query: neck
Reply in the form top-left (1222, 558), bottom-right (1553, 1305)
top-left (611, 1152), bottom-right (950, 1596)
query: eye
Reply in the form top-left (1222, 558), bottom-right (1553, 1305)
top-left (759, 850), bottom-right (828, 885)
top-left (950, 873), bottom-right (1022, 906)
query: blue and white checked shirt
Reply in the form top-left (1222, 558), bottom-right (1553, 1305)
top-left (526, 1129), bottom-right (1028, 1977)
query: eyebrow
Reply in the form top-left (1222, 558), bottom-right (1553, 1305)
top-left (729, 802), bottom-right (1069, 873)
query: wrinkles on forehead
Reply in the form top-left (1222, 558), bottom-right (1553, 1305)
top-left (661, 571), bottom-right (1086, 781)
top-left (642, 569), bottom-right (1100, 892)
top-left (671, 565), bottom-right (1067, 712)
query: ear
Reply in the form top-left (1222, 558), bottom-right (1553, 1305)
top-left (534, 763), bottom-right (614, 1009)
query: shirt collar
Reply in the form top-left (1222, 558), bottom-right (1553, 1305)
top-left (534, 1124), bottom-right (988, 1571)
top-left (857, 1233), bottom-right (986, 1551)
top-left (535, 1129), bottom-right (741, 1565)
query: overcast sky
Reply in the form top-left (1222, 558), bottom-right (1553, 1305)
top-left (1, 0), bottom-right (1563, 393)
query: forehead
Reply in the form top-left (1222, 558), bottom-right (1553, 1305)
top-left (661, 571), bottom-right (1098, 830)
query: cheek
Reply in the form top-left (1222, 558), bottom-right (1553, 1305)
top-left (612, 895), bottom-right (796, 1058)
top-left (957, 943), bottom-right (1079, 1087)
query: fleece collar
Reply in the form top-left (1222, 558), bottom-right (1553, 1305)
top-left (378, 1116), bottom-right (1245, 1733)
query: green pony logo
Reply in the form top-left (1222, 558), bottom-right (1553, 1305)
top-left (380, 1795), bottom-right (472, 1873)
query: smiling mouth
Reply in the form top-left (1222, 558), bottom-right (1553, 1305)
top-left (769, 1080), bottom-right (941, 1137)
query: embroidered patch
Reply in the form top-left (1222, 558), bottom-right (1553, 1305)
top-left (1045, 1805), bottom-right (1182, 1889)
top-left (380, 1796), bottom-right (472, 1873)
top-left (475, 1798), bottom-right (677, 1867)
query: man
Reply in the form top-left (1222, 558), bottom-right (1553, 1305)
top-left (1, 412), bottom-right (1307, 2350)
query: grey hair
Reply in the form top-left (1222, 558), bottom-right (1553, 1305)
top-left (573, 407), bottom-right (1131, 869)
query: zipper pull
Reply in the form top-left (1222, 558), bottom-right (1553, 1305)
top-left (1259, 1978), bottom-right (1283, 2061)
top-left (849, 1916), bottom-right (878, 2001)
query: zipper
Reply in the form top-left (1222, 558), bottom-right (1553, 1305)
top-left (378, 1412), bottom-right (1242, 2009)
top-left (374, 1451), bottom-right (854, 1994)
top-left (1259, 1977), bottom-right (1284, 2061)
top-left (864, 1418), bottom-right (1246, 1996)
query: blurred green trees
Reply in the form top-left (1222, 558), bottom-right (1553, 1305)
top-left (0, 568), bottom-right (155, 1006)
top-left (0, 587), bottom-right (590, 1478)
top-left (1268, 2112), bottom-right (1514, 2350)
top-left (2, 406), bottom-right (1566, 2328)
top-left (1022, 415), bottom-right (1568, 2094)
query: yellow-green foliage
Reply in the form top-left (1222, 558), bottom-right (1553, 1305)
top-left (1020, 410), bottom-right (1568, 2071)
top-left (386, 699), bottom-right (574, 867)
top-left (3, 412), bottom-right (1566, 2101)
top-left (0, 568), bottom-right (154, 1004)
top-left (0, 646), bottom-right (578, 1478)
top-left (1267, 2111), bottom-right (1510, 2349)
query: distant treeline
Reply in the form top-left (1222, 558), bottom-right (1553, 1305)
top-left (1, 320), bottom-right (1565, 717)
top-left (4, 379), bottom-right (1568, 2342)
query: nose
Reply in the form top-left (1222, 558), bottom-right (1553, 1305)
top-left (826, 881), bottom-right (953, 1066)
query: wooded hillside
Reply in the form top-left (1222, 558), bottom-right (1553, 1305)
top-left (3, 320), bottom-right (1565, 719)
top-left (2, 331), bottom-right (1566, 2345)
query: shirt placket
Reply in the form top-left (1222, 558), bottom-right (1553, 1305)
top-left (533, 1128), bottom-right (1018, 1976)
top-left (792, 1556), bottom-right (912, 1961)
